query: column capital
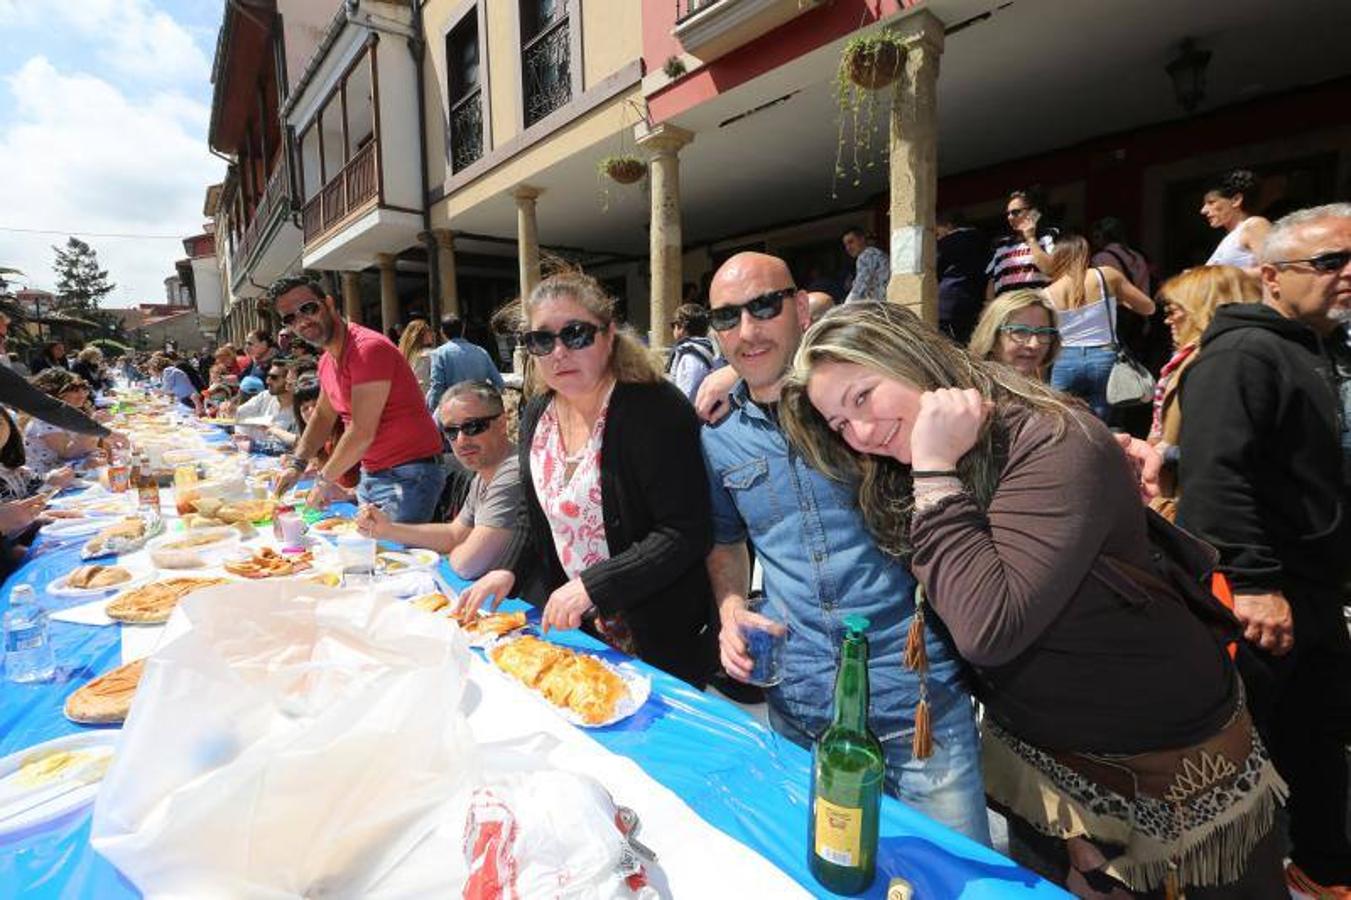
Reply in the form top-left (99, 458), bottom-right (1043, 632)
top-left (635, 123), bottom-right (694, 156)
top-left (375, 252), bottom-right (397, 268)
top-left (431, 227), bottom-right (455, 249)
top-left (513, 184), bottom-right (542, 202)
top-left (896, 9), bottom-right (945, 55)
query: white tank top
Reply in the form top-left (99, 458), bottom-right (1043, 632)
top-left (1057, 268), bottom-right (1117, 347)
top-left (1206, 219), bottom-right (1257, 269)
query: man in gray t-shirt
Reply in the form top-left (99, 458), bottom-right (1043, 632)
top-left (355, 380), bottom-right (519, 577)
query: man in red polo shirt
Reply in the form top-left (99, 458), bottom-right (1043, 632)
top-left (269, 275), bottom-right (446, 523)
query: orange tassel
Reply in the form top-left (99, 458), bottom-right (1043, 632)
top-left (903, 612), bottom-right (927, 673)
top-left (1164, 863), bottom-right (1183, 900)
top-left (912, 698), bottom-right (932, 760)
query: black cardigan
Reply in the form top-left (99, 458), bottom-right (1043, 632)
top-left (503, 380), bottom-right (719, 686)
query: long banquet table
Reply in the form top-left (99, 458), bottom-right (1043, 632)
top-left (0, 480), bottom-right (1064, 899)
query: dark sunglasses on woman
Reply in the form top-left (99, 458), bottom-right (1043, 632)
top-left (707, 287), bottom-right (796, 332)
top-left (519, 320), bottom-right (601, 356)
top-left (443, 414), bottom-right (501, 440)
top-left (279, 300), bottom-right (323, 326)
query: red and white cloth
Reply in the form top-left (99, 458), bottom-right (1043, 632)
top-left (529, 388), bottom-right (636, 653)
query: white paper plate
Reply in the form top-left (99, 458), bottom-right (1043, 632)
top-left (488, 637), bottom-right (652, 729)
top-left (47, 567), bottom-right (150, 598)
top-left (0, 731), bottom-right (118, 837)
top-left (39, 517), bottom-right (109, 538)
top-left (376, 549), bottom-right (439, 574)
top-left (48, 495), bottom-right (130, 516)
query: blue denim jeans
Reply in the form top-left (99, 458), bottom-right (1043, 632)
top-left (357, 458), bottom-right (446, 524)
top-left (1050, 345), bottom-right (1116, 421)
top-left (769, 695), bottom-right (992, 846)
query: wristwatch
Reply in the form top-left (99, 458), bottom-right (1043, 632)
top-left (288, 455), bottom-right (309, 473)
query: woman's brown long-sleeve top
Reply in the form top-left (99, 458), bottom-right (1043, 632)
top-left (910, 406), bottom-right (1237, 755)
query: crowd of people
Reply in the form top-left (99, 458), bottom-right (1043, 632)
top-left (1, 177), bottom-right (1346, 897)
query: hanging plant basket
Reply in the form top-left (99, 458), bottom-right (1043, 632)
top-left (599, 155), bottom-right (648, 184)
top-left (842, 33), bottom-right (905, 90)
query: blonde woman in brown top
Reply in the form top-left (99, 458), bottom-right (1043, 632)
top-left (780, 303), bottom-right (1285, 898)
top-left (1149, 266), bottom-right (1261, 520)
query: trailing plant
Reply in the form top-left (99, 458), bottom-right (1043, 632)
top-left (833, 29), bottom-right (907, 198)
top-left (596, 154), bottom-right (648, 212)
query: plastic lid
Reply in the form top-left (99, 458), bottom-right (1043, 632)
top-left (843, 615), bottom-right (870, 635)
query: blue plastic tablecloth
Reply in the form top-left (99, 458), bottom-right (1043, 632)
top-left (0, 503), bottom-right (1064, 899)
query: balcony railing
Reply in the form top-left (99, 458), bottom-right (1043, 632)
top-left (233, 163), bottom-right (289, 269)
top-left (522, 16), bottom-right (571, 127)
top-left (301, 139), bottom-right (379, 244)
top-left (450, 89), bottom-right (484, 172)
top-left (673, 0), bottom-right (825, 61)
top-left (675, 0), bottom-right (722, 24)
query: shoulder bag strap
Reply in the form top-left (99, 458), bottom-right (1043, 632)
top-left (1094, 267), bottom-right (1121, 350)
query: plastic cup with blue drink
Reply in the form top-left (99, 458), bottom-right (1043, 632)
top-left (740, 590), bottom-right (788, 687)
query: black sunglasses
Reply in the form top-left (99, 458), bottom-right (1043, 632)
top-left (519, 321), bottom-right (601, 356)
top-left (279, 300), bottom-right (323, 326)
top-left (707, 287), bottom-right (796, 332)
top-left (442, 414), bottom-right (500, 440)
top-left (1271, 250), bottom-right (1351, 273)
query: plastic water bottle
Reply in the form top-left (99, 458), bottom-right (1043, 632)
top-left (3, 585), bottom-right (56, 683)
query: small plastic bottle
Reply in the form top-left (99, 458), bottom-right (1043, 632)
top-left (3, 585), bottom-right (56, 683)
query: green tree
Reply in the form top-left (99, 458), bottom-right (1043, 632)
top-left (52, 237), bottom-right (115, 312)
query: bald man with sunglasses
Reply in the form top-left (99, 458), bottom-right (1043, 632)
top-left (267, 276), bottom-right (446, 523)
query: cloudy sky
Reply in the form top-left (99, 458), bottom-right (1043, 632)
top-left (0, 0), bottom-right (225, 308)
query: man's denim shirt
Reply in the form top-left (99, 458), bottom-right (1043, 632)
top-left (701, 383), bottom-right (969, 742)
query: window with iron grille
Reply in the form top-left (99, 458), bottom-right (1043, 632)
top-left (448, 10), bottom-right (484, 172)
top-left (520, 0), bottom-right (570, 127)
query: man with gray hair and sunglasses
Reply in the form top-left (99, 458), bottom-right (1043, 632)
top-left (355, 379), bottom-right (521, 578)
top-left (1177, 203), bottom-right (1351, 898)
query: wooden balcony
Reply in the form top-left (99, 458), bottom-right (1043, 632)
top-left (301, 139), bottom-right (379, 245)
top-left (232, 163), bottom-right (289, 272)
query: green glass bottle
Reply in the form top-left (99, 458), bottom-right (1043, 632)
top-left (809, 615), bottom-right (885, 895)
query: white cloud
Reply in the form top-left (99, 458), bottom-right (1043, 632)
top-left (0, 56), bottom-right (224, 307)
top-left (0, 0), bottom-right (210, 84)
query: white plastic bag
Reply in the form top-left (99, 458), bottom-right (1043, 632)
top-left (462, 768), bottom-right (658, 900)
top-left (91, 581), bottom-right (478, 899)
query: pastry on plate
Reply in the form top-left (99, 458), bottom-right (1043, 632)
top-left (106, 577), bottom-right (229, 624)
top-left (81, 516), bottom-right (152, 559)
top-left (310, 517), bottom-right (355, 535)
top-left (214, 499), bottom-right (275, 524)
top-left (410, 592), bottom-right (450, 612)
top-left (463, 610), bottom-right (528, 639)
top-left (66, 565), bottom-right (133, 589)
top-left (224, 547), bottom-right (312, 579)
top-left (489, 637), bottom-right (627, 725)
top-left (64, 659), bottom-right (145, 724)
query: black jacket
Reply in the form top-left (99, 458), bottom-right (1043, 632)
top-left (1176, 303), bottom-right (1347, 614)
top-left (504, 380), bottom-right (719, 686)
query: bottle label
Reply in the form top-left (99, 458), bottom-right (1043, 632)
top-left (814, 797), bottom-right (862, 867)
top-left (6, 624), bottom-right (44, 653)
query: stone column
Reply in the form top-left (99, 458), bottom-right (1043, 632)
top-left (514, 187), bottom-right (542, 301)
top-left (434, 229), bottom-right (459, 318)
top-left (884, 12), bottom-right (944, 324)
top-left (377, 253), bottom-right (399, 336)
top-left (341, 271), bottom-right (363, 324)
top-left (636, 124), bottom-right (693, 351)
